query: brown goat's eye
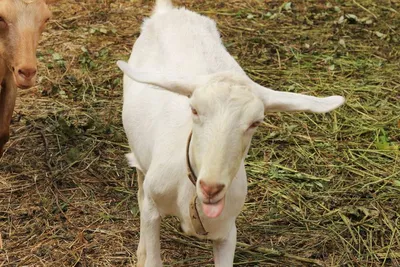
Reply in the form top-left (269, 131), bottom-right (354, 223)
top-left (249, 121), bottom-right (261, 129)
top-left (0, 17), bottom-right (7, 29)
top-left (42, 18), bottom-right (50, 28)
top-left (191, 107), bottom-right (198, 116)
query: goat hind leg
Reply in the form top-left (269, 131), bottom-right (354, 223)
top-left (140, 194), bottom-right (162, 267)
top-left (136, 169), bottom-right (146, 267)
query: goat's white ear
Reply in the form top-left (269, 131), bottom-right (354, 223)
top-left (252, 84), bottom-right (345, 113)
top-left (117, 60), bottom-right (203, 97)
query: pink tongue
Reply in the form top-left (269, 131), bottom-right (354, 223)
top-left (202, 198), bottom-right (225, 218)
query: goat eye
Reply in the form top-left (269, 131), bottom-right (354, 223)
top-left (191, 107), bottom-right (198, 116)
top-left (249, 121), bottom-right (261, 129)
top-left (0, 17), bottom-right (7, 28)
top-left (42, 18), bottom-right (50, 28)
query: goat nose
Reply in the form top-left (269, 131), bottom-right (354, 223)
top-left (18, 68), bottom-right (37, 80)
top-left (199, 180), bottom-right (225, 198)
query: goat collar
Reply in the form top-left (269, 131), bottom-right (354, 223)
top-left (186, 131), bottom-right (198, 185)
top-left (186, 131), bottom-right (208, 236)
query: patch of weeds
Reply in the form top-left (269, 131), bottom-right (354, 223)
top-left (66, 147), bottom-right (81, 164)
top-left (52, 52), bottom-right (67, 70)
top-left (100, 76), bottom-right (122, 91)
top-left (375, 129), bottom-right (399, 151)
top-left (79, 47), bottom-right (98, 71)
top-left (89, 26), bottom-right (117, 35)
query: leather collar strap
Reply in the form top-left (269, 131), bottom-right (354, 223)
top-left (186, 131), bottom-right (208, 236)
top-left (186, 131), bottom-right (197, 185)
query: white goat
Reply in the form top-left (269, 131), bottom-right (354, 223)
top-left (117, 0), bottom-right (345, 266)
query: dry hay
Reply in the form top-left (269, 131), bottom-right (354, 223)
top-left (0, 0), bottom-right (399, 266)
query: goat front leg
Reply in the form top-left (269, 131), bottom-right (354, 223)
top-left (0, 80), bottom-right (17, 156)
top-left (213, 224), bottom-right (237, 267)
top-left (139, 193), bottom-right (162, 267)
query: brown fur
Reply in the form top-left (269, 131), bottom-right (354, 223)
top-left (0, 0), bottom-right (57, 156)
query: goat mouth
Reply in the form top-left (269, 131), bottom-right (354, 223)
top-left (13, 72), bottom-right (35, 89)
top-left (201, 196), bottom-right (225, 218)
top-left (14, 77), bottom-right (35, 89)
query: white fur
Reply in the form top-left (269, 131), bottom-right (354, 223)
top-left (119, 0), bottom-right (345, 266)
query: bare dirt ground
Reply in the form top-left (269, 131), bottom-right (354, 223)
top-left (1, 0), bottom-right (399, 266)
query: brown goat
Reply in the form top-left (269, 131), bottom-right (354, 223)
top-left (0, 0), bottom-right (58, 156)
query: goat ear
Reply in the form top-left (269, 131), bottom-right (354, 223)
top-left (117, 60), bottom-right (204, 97)
top-left (252, 84), bottom-right (345, 113)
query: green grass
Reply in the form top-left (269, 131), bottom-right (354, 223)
top-left (0, 0), bottom-right (399, 266)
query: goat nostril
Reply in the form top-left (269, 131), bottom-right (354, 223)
top-left (200, 180), bottom-right (225, 198)
top-left (18, 68), bottom-right (37, 80)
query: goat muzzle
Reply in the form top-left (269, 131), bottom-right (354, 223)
top-left (12, 65), bottom-right (37, 89)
